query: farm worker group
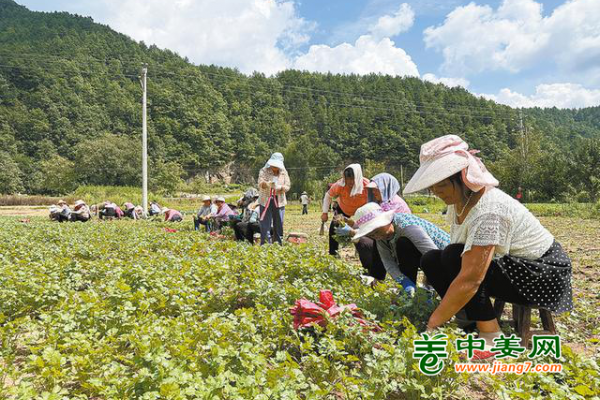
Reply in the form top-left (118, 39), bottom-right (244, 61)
top-left (50, 200), bottom-right (164, 222)
top-left (322, 134), bottom-right (572, 358)
top-left (47, 134), bottom-right (573, 359)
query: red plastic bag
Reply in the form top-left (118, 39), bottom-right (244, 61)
top-left (164, 228), bottom-right (177, 233)
top-left (290, 290), bottom-right (381, 332)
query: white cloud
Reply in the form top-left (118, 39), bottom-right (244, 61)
top-left (422, 73), bottom-right (469, 88)
top-left (88, 0), bottom-right (421, 78)
top-left (294, 35), bottom-right (419, 77)
top-left (424, 0), bottom-right (600, 80)
top-left (368, 3), bottom-right (415, 39)
top-left (99, 0), bottom-right (313, 75)
top-left (480, 83), bottom-right (600, 109)
top-left (294, 3), bottom-right (418, 77)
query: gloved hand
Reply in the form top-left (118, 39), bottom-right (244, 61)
top-left (334, 224), bottom-right (353, 236)
top-left (394, 275), bottom-right (416, 296)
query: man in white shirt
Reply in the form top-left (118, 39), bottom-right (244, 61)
top-left (300, 191), bottom-right (310, 215)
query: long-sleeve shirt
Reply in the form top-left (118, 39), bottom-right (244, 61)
top-left (212, 203), bottom-right (236, 221)
top-left (376, 213), bottom-right (450, 281)
top-left (72, 205), bottom-right (90, 219)
top-left (257, 167), bottom-right (291, 207)
top-left (164, 209), bottom-right (183, 222)
top-left (197, 204), bottom-right (217, 219)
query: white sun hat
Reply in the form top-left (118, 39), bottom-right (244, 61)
top-left (265, 152), bottom-right (285, 170)
top-left (201, 195), bottom-right (211, 202)
top-left (215, 196), bottom-right (226, 202)
top-left (403, 134), bottom-right (498, 194)
top-left (74, 200), bottom-right (85, 207)
top-left (351, 202), bottom-right (395, 241)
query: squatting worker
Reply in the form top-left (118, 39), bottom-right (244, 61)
top-left (210, 197), bottom-right (236, 232)
top-left (404, 134), bottom-right (573, 359)
top-left (162, 207), bottom-right (183, 222)
top-left (321, 164), bottom-right (369, 256)
top-left (355, 173), bottom-right (412, 280)
top-left (71, 200), bottom-right (91, 222)
top-left (350, 202), bottom-right (449, 295)
top-left (195, 195), bottom-right (217, 231)
top-left (257, 152), bottom-right (291, 245)
top-left (233, 189), bottom-right (261, 243)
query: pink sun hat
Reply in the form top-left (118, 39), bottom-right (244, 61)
top-left (403, 135), bottom-right (499, 194)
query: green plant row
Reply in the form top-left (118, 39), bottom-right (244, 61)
top-left (0, 219), bottom-right (598, 399)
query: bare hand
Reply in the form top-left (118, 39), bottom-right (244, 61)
top-left (321, 213), bottom-right (328, 223)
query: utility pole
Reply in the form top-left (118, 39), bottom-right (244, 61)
top-left (141, 64), bottom-right (148, 216)
top-left (519, 109), bottom-right (526, 159)
top-left (519, 109), bottom-right (529, 202)
top-left (400, 164), bottom-right (404, 194)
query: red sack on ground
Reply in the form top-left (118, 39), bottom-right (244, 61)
top-left (290, 290), bottom-right (381, 332)
top-left (164, 228), bottom-right (177, 233)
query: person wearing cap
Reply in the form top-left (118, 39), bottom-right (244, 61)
top-left (257, 152), bottom-right (291, 245)
top-left (350, 173), bottom-right (413, 280)
top-left (351, 203), bottom-right (450, 295)
top-left (163, 207), bottom-right (183, 222)
top-left (54, 200), bottom-right (72, 222)
top-left (194, 195), bottom-right (217, 231)
top-left (321, 164), bottom-right (369, 256)
top-left (233, 190), bottom-right (261, 243)
top-left (209, 197), bottom-right (236, 231)
top-left (300, 191), bottom-right (310, 215)
top-left (404, 134), bottom-right (573, 355)
top-left (71, 200), bottom-right (91, 222)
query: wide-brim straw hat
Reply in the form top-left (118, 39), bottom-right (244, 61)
top-left (403, 153), bottom-right (469, 194)
top-left (351, 203), bottom-right (395, 241)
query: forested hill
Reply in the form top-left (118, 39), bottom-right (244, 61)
top-left (1, 0), bottom-right (599, 200)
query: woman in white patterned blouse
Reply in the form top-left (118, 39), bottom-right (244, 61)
top-left (404, 135), bottom-right (573, 356)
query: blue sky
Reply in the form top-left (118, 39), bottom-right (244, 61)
top-left (15, 0), bottom-right (600, 108)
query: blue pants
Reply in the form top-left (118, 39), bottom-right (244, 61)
top-left (259, 202), bottom-right (284, 245)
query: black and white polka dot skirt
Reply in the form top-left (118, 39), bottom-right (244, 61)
top-left (495, 241), bottom-right (573, 313)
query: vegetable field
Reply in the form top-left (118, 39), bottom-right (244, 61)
top-left (0, 210), bottom-right (599, 399)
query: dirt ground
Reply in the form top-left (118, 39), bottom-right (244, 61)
top-left (0, 206), bottom-right (48, 217)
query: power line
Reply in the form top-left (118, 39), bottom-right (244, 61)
top-left (0, 59), bottom-right (516, 119)
top-left (0, 63), bottom-right (140, 78)
top-left (147, 74), bottom-right (516, 120)
top-left (0, 52), bottom-right (518, 117)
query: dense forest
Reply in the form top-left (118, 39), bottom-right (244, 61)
top-left (1, 0), bottom-right (599, 201)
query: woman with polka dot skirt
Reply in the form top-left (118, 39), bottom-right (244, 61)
top-left (403, 135), bottom-right (573, 358)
